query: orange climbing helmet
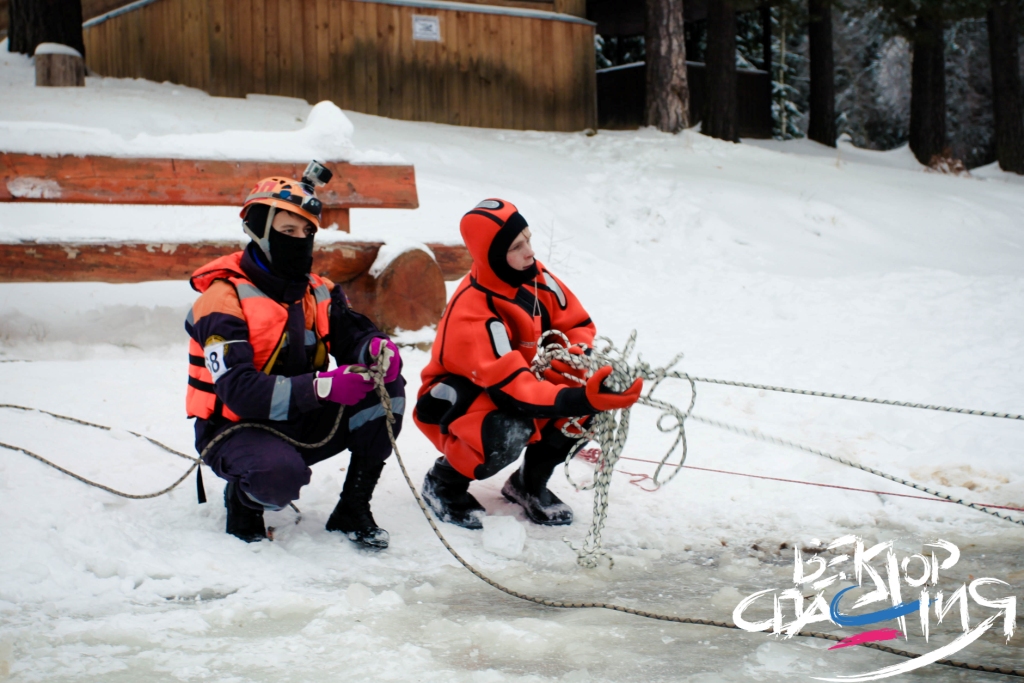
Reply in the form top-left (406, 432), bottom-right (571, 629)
top-left (240, 176), bottom-right (324, 230)
top-left (239, 161), bottom-right (333, 255)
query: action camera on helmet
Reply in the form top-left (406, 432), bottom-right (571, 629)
top-left (302, 160), bottom-right (333, 188)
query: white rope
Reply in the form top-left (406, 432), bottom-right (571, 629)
top-left (529, 330), bottom-right (695, 568)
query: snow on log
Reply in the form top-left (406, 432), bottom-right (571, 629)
top-left (34, 43), bottom-right (85, 88)
top-left (342, 248), bottom-right (446, 334)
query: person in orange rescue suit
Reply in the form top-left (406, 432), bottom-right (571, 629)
top-left (185, 166), bottom-right (405, 547)
top-left (413, 199), bottom-right (642, 529)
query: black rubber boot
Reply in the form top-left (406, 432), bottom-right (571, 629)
top-left (326, 455), bottom-right (389, 549)
top-left (501, 440), bottom-right (574, 526)
top-left (421, 457), bottom-right (486, 529)
top-left (224, 481), bottom-right (267, 543)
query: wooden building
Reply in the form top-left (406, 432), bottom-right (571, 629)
top-left (80, 0), bottom-right (597, 131)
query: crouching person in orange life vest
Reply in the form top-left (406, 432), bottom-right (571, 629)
top-left (413, 199), bottom-right (642, 529)
top-left (185, 164), bottom-right (405, 547)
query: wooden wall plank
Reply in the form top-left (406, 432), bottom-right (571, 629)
top-left (265, 0), bottom-right (280, 94)
top-left (166, 0), bottom-right (181, 83)
top-left (365, 1), bottom-right (380, 114)
top-left (251, 0), bottom-right (267, 93)
top-left (224, 0), bottom-right (240, 95)
top-left (445, 11), bottom-right (462, 126)
top-left (239, 0), bottom-right (256, 96)
top-left (378, 3), bottom-right (398, 119)
top-left (399, 5), bottom-right (415, 122)
top-left (465, 11), bottom-right (480, 128)
top-left (316, 0), bottom-right (330, 101)
top-left (301, 0), bottom-right (318, 102)
top-left (350, 0), bottom-right (368, 114)
top-left (326, 0), bottom-right (341, 104)
top-left (276, 0), bottom-right (292, 96)
top-left (291, 0), bottom-right (307, 99)
top-left (551, 19), bottom-right (567, 131)
top-left (430, 12), bottom-right (446, 124)
top-left (541, 18), bottom-right (555, 131)
top-left (496, 13), bottom-right (512, 130)
top-left (208, 0), bottom-right (227, 95)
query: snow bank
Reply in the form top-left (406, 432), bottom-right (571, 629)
top-left (0, 43), bottom-right (400, 164)
top-left (0, 101), bottom-right (397, 163)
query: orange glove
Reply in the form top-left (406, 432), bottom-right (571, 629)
top-left (584, 366), bottom-right (643, 412)
top-left (542, 347), bottom-right (589, 386)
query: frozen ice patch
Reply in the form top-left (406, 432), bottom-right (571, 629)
top-left (482, 515), bottom-right (526, 559)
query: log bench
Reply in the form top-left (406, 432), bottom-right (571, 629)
top-left (0, 153), bottom-right (474, 333)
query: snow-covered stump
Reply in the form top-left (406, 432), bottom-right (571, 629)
top-left (34, 43), bottom-right (85, 88)
top-left (343, 244), bottom-right (446, 335)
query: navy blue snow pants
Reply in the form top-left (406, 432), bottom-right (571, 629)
top-left (196, 377), bottom-right (405, 510)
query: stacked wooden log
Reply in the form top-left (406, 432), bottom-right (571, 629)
top-left (0, 154), bottom-right (473, 333)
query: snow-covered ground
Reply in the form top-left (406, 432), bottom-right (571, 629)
top-left (1, 45), bottom-right (1023, 682)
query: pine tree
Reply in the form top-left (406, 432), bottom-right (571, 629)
top-left (645, 0), bottom-right (690, 132)
top-left (705, 0), bottom-right (740, 140)
top-left (987, 0), bottom-right (1024, 172)
top-left (808, 0), bottom-right (837, 145)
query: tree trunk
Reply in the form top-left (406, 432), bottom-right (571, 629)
top-left (908, 12), bottom-right (946, 165)
top-left (645, 0), bottom-right (690, 132)
top-left (807, 0), bottom-right (836, 147)
top-left (8, 0), bottom-right (85, 58)
top-left (704, 0), bottom-right (738, 141)
top-left (987, 0), bottom-right (1024, 174)
top-left (761, 4), bottom-right (772, 73)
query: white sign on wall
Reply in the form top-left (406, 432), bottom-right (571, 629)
top-left (412, 15), bottom-right (441, 42)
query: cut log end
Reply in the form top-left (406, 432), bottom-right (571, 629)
top-left (343, 249), bottom-right (446, 335)
top-left (36, 53), bottom-right (85, 87)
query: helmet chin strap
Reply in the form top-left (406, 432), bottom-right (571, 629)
top-left (242, 206), bottom-right (277, 263)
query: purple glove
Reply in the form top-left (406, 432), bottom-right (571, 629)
top-left (369, 337), bottom-right (401, 384)
top-left (314, 365), bottom-right (373, 405)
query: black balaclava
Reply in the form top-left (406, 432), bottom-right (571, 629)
top-left (244, 204), bottom-right (316, 282)
top-left (486, 211), bottom-right (539, 288)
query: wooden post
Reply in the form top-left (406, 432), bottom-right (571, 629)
top-left (34, 42), bottom-right (85, 87)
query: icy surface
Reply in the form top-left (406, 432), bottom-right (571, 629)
top-left (482, 515), bottom-right (528, 559)
top-left (1, 45), bottom-right (1022, 683)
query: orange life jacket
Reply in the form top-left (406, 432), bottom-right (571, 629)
top-left (186, 252), bottom-right (332, 422)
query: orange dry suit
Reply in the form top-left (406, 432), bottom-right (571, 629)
top-left (413, 200), bottom-right (597, 479)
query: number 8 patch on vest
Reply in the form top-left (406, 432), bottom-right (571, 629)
top-left (203, 340), bottom-right (234, 382)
